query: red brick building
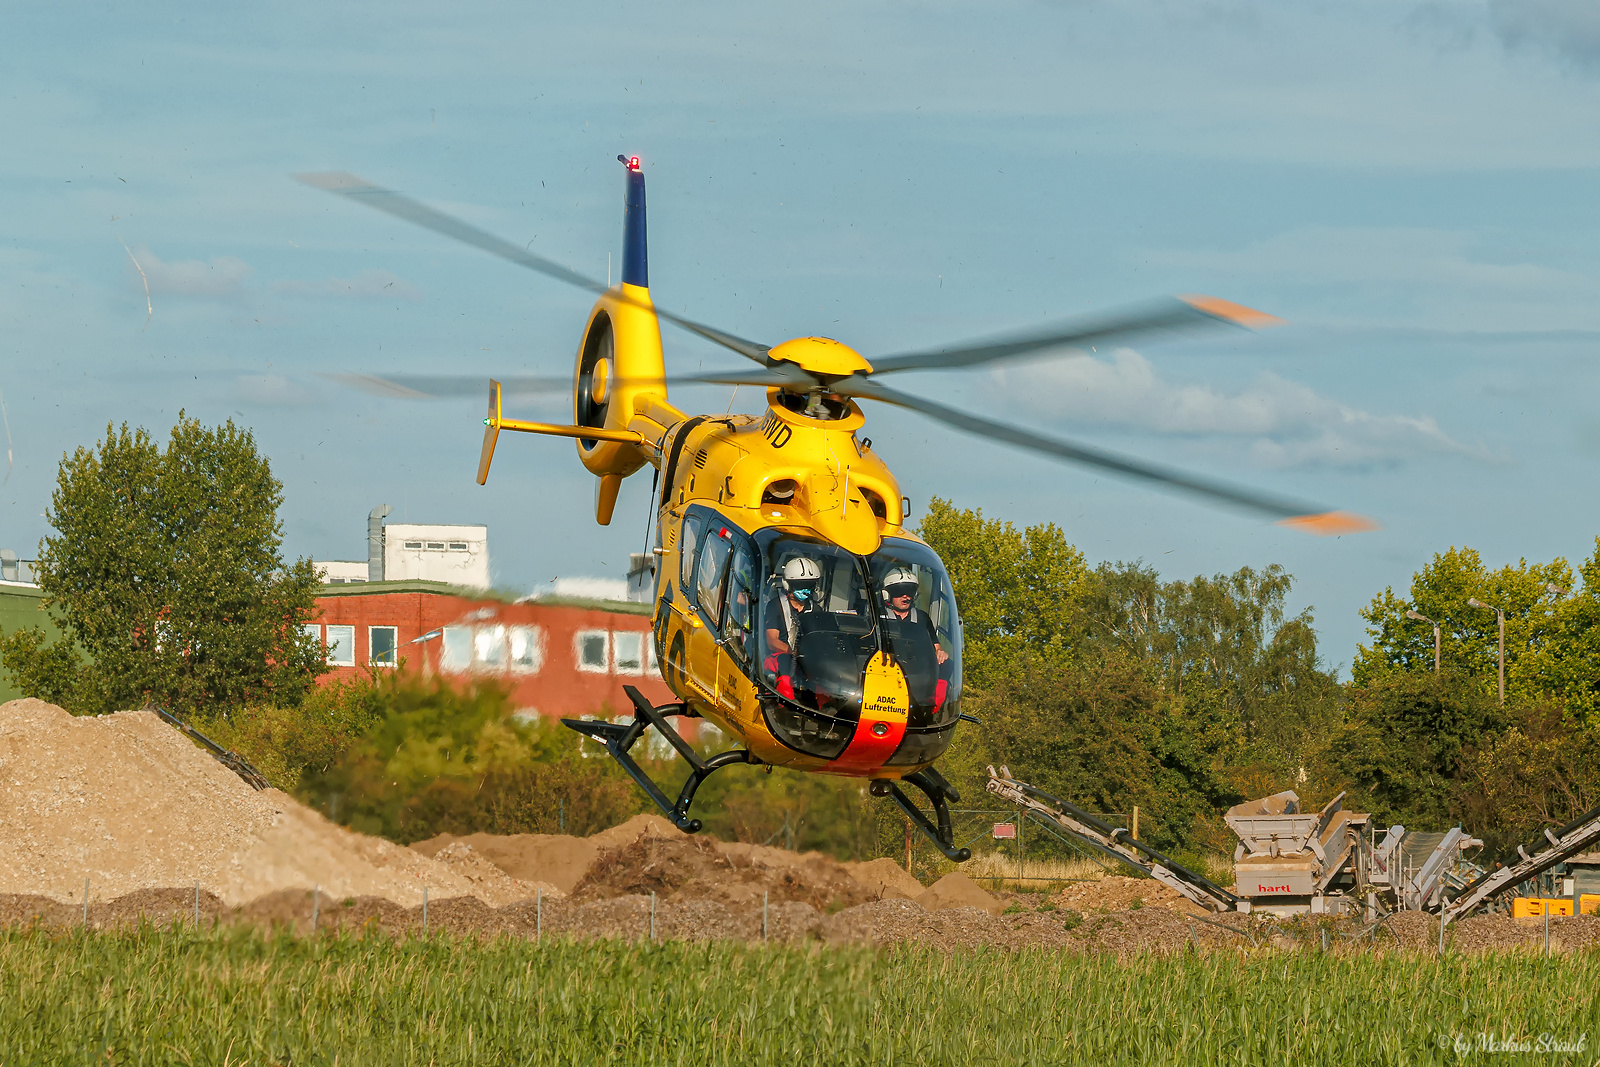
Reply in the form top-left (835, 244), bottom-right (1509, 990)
top-left (309, 581), bottom-right (676, 720)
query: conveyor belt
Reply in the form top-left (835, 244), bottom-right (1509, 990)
top-left (985, 767), bottom-right (1238, 913)
top-left (1443, 802), bottom-right (1600, 923)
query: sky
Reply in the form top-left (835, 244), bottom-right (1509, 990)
top-left (4, 0), bottom-right (1600, 674)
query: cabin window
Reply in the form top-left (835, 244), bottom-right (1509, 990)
top-left (722, 539), bottom-right (758, 664)
top-left (369, 626), bottom-right (398, 667)
top-left (678, 511), bottom-right (704, 601)
top-left (696, 525), bottom-right (734, 627)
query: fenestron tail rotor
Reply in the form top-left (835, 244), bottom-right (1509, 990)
top-left (300, 169), bottom-right (1374, 533)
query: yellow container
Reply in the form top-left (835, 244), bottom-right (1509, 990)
top-left (1512, 897), bottom-right (1574, 918)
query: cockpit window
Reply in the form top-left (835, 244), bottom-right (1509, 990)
top-left (869, 537), bottom-right (963, 733)
top-left (757, 532), bottom-right (876, 716)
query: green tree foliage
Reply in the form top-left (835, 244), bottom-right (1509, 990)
top-left (916, 497), bottom-right (1089, 681)
top-left (0, 417), bottom-right (324, 716)
top-left (956, 654), bottom-right (1240, 855)
top-left (1352, 546), bottom-right (1572, 700)
top-left (1334, 669), bottom-right (1504, 832)
top-left (922, 499), bottom-right (1338, 857)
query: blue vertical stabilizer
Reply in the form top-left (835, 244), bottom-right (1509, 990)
top-left (617, 154), bottom-right (648, 288)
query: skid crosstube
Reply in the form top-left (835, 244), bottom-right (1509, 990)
top-left (873, 767), bottom-right (973, 863)
top-left (562, 685), bottom-right (753, 833)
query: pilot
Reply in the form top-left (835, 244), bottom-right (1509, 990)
top-left (879, 566), bottom-right (949, 665)
top-left (879, 565), bottom-right (952, 713)
top-left (764, 556), bottom-right (822, 700)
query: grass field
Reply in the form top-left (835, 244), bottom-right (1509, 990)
top-left (2, 927), bottom-right (1596, 1065)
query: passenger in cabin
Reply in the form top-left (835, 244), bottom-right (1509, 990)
top-left (764, 556), bottom-right (823, 701)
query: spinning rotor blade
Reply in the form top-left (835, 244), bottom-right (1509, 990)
top-left (842, 378), bottom-right (1373, 533)
top-left (328, 366), bottom-right (800, 400)
top-left (294, 172), bottom-right (771, 365)
top-left (867, 296), bottom-right (1282, 376)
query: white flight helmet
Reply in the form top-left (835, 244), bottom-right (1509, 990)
top-left (782, 556), bottom-right (822, 590)
top-left (882, 566), bottom-right (919, 600)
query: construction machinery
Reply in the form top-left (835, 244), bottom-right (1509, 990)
top-left (985, 768), bottom-right (1600, 921)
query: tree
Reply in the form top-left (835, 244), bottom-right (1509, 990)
top-left (1335, 669), bottom-right (1505, 831)
top-left (1352, 546), bottom-right (1572, 699)
top-left (916, 497), bottom-right (1089, 682)
top-left (0, 417), bottom-right (325, 716)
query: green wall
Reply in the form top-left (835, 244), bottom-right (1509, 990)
top-left (0, 586), bottom-right (61, 702)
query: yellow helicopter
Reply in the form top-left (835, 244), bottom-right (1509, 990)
top-left (298, 157), bottom-right (1371, 861)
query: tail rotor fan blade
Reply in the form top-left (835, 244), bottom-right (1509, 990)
top-left (842, 378), bottom-right (1374, 533)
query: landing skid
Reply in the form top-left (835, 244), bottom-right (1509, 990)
top-left (561, 685), bottom-right (753, 833)
top-left (872, 767), bottom-right (973, 863)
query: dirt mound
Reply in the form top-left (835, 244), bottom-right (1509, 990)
top-left (571, 831), bottom-right (877, 911)
top-left (917, 873), bottom-right (1002, 914)
top-left (847, 858), bottom-right (925, 900)
top-left (0, 699), bottom-right (532, 908)
top-left (1051, 874), bottom-right (1194, 913)
top-left (410, 814), bottom-right (679, 894)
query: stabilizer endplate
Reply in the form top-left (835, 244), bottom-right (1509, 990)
top-left (477, 379), bottom-right (502, 485)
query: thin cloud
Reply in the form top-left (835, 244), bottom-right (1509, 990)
top-left (272, 269), bottom-right (423, 302)
top-left (1000, 347), bottom-right (1488, 469)
top-left (1490, 0), bottom-right (1600, 71)
top-left (129, 246), bottom-right (251, 297)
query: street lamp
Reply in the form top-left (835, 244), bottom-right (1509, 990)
top-left (1405, 609), bottom-right (1441, 672)
top-left (1467, 598), bottom-right (1505, 706)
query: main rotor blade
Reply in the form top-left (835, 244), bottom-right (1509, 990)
top-left (843, 378), bottom-right (1374, 534)
top-left (328, 366), bottom-right (800, 399)
top-left (867, 296), bottom-right (1282, 376)
top-left (294, 172), bottom-right (772, 365)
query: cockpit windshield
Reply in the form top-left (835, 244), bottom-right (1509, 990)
top-left (867, 537), bottom-right (963, 733)
top-left (753, 529), bottom-right (964, 763)
top-left (758, 533), bottom-right (876, 716)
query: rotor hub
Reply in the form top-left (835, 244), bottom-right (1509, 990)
top-left (767, 336), bottom-right (872, 379)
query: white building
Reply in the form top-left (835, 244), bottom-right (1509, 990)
top-left (317, 560), bottom-right (370, 585)
top-left (382, 523), bottom-right (490, 589)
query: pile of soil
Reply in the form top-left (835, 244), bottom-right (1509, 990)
top-left (848, 858), bottom-right (928, 900)
top-left (916, 873), bottom-right (1003, 915)
top-left (1051, 874), bottom-right (1195, 913)
top-left (0, 700), bottom-right (536, 908)
top-left (568, 828), bottom-right (876, 911)
top-left (411, 814), bottom-right (680, 894)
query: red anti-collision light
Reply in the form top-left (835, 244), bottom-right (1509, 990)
top-left (628, 156), bottom-right (641, 169)
top-left (718, 527), bottom-right (730, 538)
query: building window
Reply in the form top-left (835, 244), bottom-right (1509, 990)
top-left (369, 626), bottom-right (398, 667)
top-left (576, 630), bottom-right (610, 673)
top-left (326, 625), bottom-right (355, 667)
top-left (614, 632), bottom-right (644, 675)
top-left (404, 541), bottom-right (423, 549)
top-left (427, 541), bottom-right (446, 550)
top-left (449, 542), bottom-right (469, 551)
top-left (510, 626), bottom-right (544, 674)
top-left (441, 626), bottom-right (471, 673)
top-left (474, 625), bottom-right (507, 668)
top-left (299, 622), bottom-right (322, 645)
top-left (646, 637), bottom-right (660, 678)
